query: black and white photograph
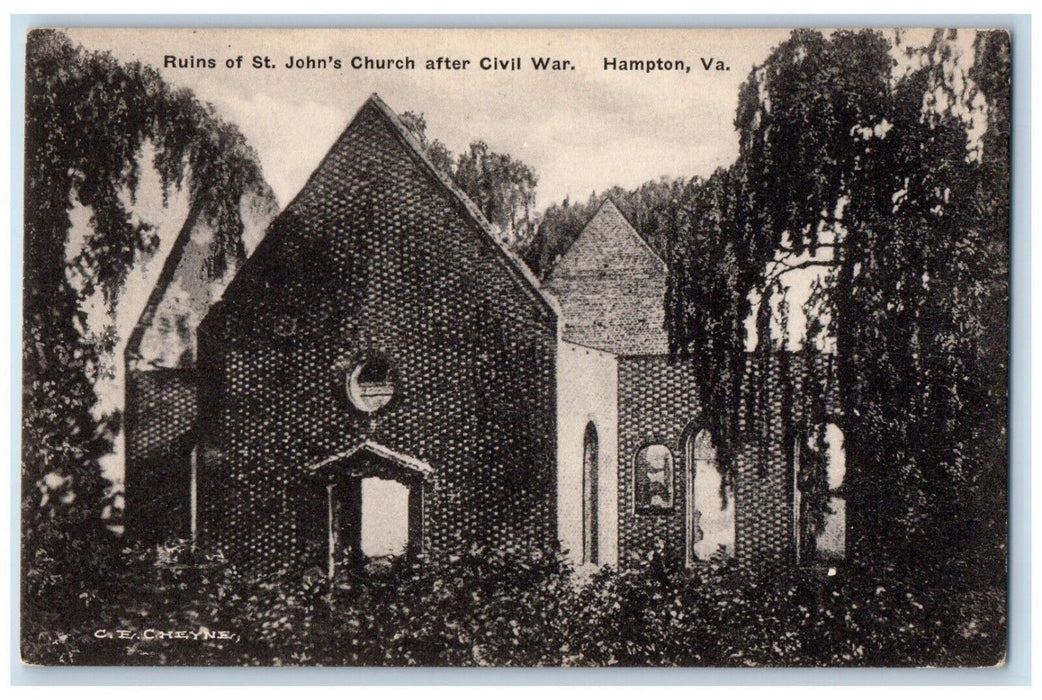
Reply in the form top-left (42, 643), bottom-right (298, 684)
top-left (20, 25), bottom-right (1011, 667)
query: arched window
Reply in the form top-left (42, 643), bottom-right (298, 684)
top-left (685, 428), bottom-right (735, 564)
top-left (634, 444), bottom-right (674, 513)
top-left (582, 422), bottom-right (599, 564)
top-left (794, 423), bottom-right (846, 565)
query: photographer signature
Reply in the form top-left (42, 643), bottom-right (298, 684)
top-left (94, 628), bottom-right (240, 642)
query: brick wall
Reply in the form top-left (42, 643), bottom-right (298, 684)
top-left (616, 355), bottom-right (701, 562)
top-left (124, 367), bottom-right (196, 543)
top-left (123, 189), bottom-right (275, 546)
top-left (734, 351), bottom-right (839, 569)
top-left (196, 98), bottom-right (558, 571)
top-left (616, 351), bottom-right (839, 570)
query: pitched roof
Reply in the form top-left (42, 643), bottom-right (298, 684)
top-left (214, 94), bottom-right (559, 325)
top-left (126, 183), bottom-right (278, 369)
top-left (543, 199), bottom-right (669, 356)
top-left (125, 201), bottom-right (204, 365)
top-left (308, 440), bottom-right (434, 482)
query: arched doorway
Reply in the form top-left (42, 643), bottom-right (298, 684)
top-left (582, 421), bottom-right (599, 565)
top-left (684, 427), bottom-right (735, 566)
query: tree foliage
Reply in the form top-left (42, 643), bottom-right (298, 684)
top-left (401, 112), bottom-right (538, 247)
top-left (23, 29), bottom-right (272, 627)
top-left (453, 141), bottom-right (538, 245)
top-left (666, 29), bottom-right (1010, 577)
top-left (665, 168), bottom-right (754, 482)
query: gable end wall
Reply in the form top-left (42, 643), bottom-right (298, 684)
top-left (196, 102), bottom-right (558, 571)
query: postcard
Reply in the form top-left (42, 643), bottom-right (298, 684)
top-left (20, 26), bottom-right (1010, 667)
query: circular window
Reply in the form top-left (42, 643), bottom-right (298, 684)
top-left (347, 355), bottom-right (395, 413)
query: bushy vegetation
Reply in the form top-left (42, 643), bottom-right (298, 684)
top-left (22, 538), bottom-right (1004, 667)
top-left (21, 29), bottom-right (1009, 669)
top-left (23, 28), bottom-right (275, 608)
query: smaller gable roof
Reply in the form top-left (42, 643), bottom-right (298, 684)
top-left (126, 203), bottom-right (200, 361)
top-left (308, 440), bottom-right (434, 483)
top-left (543, 199), bottom-right (669, 356)
top-left (126, 184), bottom-right (277, 368)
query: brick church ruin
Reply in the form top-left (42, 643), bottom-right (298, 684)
top-left (125, 94), bottom-right (846, 576)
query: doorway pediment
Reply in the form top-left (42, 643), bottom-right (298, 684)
top-left (308, 440), bottom-right (434, 485)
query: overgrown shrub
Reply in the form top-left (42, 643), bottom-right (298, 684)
top-left (21, 534), bottom-right (1005, 667)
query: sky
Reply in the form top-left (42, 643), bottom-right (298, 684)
top-left (55, 27), bottom-right (962, 489)
top-left (56, 27), bottom-right (799, 490)
top-left (65, 28), bottom-right (796, 211)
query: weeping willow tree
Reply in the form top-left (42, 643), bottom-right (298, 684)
top-left (666, 167), bottom-right (754, 493)
top-left (22, 29), bottom-right (273, 636)
top-left (667, 29), bottom-right (1010, 579)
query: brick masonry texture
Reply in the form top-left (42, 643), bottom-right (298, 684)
top-left (123, 192), bottom-right (275, 545)
top-left (616, 355), bottom-right (701, 561)
top-left (543, 195), bottom-right (843, 571)
top-left (616, 352), bottom-right (839, 569)
top-left (124, 368), bottom-right (196, 543)
top-left (196, 96), bottom-right (558, 571)
top-left (544, 200), bottom-right (668, 356)
top-left (734, 351), bottom-right (840, 569)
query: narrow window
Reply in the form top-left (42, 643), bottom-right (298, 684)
top-left (189, 446), bottom-right (198, 550)
top-left (583, 422), bottom-right (599, 564)
top-left (686, 428), bottom-right (735, 563)
top-left (819, 424), bottom-right (847, 561)
top-left (326, 482), bottom-right (336, 579)
top-left (635, 444), bottom-right (674, 513)
top-left (794, 423), bottom-right (846, 564)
